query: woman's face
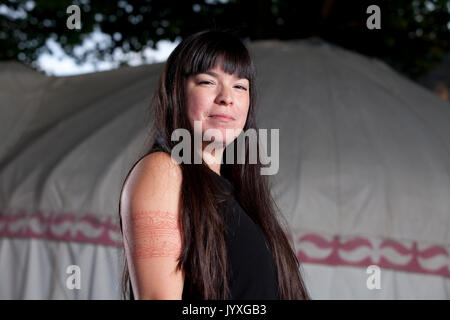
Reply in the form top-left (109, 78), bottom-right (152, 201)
top-left (185, 64), bottom-right (250, 146)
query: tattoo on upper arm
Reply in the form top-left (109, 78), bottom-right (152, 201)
top-left (129, 210), bottom-right (182, 259)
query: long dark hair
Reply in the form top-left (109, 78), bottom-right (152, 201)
top-left (119, 29), bottom-right (310, 300)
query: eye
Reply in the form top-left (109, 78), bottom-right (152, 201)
top-left (235, 85), bottom-right (248, 91)
top-left (198, 80), bottom-right (214, 85)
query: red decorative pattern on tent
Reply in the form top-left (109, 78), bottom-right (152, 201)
top-left (0, 210), bottom-right (122, 247)
top-left (295, 233), bottom-right (450, 277)
top-left (1, 211), bottom-right (449, 277)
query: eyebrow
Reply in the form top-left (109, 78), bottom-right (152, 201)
top-left (200, 71), bottom-right (248, 81)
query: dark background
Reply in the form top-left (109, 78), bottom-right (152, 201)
top-left (1, 0), bottom-right (449, 80)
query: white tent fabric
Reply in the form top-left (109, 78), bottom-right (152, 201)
top-left (1, 39), bottom-right (450, 299)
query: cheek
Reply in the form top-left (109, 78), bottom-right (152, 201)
top-left (186, 92), bottom-right (210, 123)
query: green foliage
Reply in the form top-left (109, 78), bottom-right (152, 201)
top-left (0, 0), bottom-right (448, 78)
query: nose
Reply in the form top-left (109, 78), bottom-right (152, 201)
top-left (215, 85), bottom-right (233, 106)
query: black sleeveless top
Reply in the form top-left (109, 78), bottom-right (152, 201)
top-left (127, 170), bottom-right (280, 300)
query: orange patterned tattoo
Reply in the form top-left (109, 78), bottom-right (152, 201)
top-left (129, 210), bottom-right (182, 259)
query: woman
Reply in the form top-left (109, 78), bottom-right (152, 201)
top-left (119, 29), bottom-right (310, 300)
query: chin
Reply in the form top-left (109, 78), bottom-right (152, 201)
top-left (204, 126), bottom-right (241, 140)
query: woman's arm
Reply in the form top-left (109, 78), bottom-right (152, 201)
top-left (120, 152), bottom-right (184, 300)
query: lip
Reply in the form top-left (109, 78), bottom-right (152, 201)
top-left (209, 114), bottom-right (235, 121)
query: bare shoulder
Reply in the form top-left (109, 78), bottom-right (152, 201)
top-left (120, 151), bottom-right (183, 219)
top-left (138, 151), bottom-right (182, 178)
top-left (130, 151), bottom-right (182, 186)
